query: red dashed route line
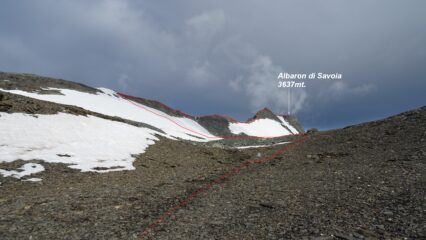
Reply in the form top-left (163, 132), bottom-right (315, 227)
top-left (139, 134), bottom-right (309, 239)
top-left (114, 92), bottom-right (308, 239)
top-left (117, 92), bottom-right (257, 124)
top-left (117, 93), bottom-right (298, 139)
top-left (117, 92), bottom-right (238, 123)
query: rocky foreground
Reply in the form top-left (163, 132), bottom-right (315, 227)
top-left (1, 106), bottom-right (425, 239)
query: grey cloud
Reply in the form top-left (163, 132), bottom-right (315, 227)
top-left (1, 0), bottom-right (425, 128)
top-left (185, 10), bottom-right (226, 41)
top-left (230, 56), bottom-right (307, 114)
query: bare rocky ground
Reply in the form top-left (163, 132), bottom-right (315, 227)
top-left (0, 72), bottom-right (99, 94)
top-left (0, 95), bottom-right (425, 239)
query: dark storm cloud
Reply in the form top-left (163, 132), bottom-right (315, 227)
top-left (1, 0), bottom-right (425, 129)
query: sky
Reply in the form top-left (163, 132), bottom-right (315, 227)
top-left (1, 0), bottom-right (425, 129)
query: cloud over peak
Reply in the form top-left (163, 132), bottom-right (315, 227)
top-left (1, 0), bottom-right (425, 128)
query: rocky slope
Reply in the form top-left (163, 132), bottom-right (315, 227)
top-left (0, 72), bottom-right (424, 239)
top-left (0, 72), bottom-right (99, 94)
top-left (0, 100), bottom-right (424, 239)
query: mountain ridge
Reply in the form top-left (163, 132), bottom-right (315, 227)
top-left (0, 71), bottom-right (301, 128)
top-left (0, 71), bottom-right (302, 173)
top-left (0, 71), bottom-right (303, 140)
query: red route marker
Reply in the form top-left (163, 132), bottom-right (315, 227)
top-left (117, 92), bottom-right (301, 140)
top-left (113, 92), bottom-right (307, 239)
top-left (117, 92), bottom-right (240, 123)
top-left (139, 135), bottom-right (309, 239)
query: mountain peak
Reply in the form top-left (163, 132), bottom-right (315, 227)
top-left (247, 107), bottom-right (281, 123)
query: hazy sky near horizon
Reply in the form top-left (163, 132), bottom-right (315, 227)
top-left (1, 0), bottom-right (425, 129)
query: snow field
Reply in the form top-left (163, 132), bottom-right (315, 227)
top-left (0, 113), bottom-right (158, 172)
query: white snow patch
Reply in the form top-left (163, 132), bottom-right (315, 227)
top-left (277, 116), bottom-right (299, 134)
top-left (228, 119), bottom-right (291, 137)
top-left (23, 178), bottom-right (43, 182)
top-left (0, 163), bottom-right (45, 179)
top-left (0, 113), bottom-right (158, 172)
top-left (235, 141), bottom-right (289, 149)
top-left (0, 88), bottom-right (216, 141)
top-left (97, 87), bottom-right (116, 95)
